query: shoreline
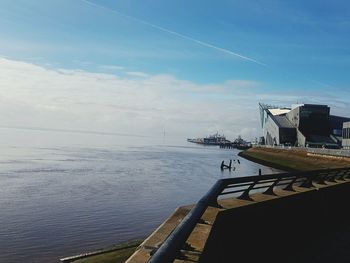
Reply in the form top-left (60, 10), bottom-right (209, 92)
top-left (61, 240), bottom-right (142, 263)
top-left (238, 150), bottom-right (295, 172)
top-left (239, 147), bottom-right (350, 172)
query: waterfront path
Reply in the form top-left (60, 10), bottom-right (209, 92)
top-left (127, 168), bottom-right (350, 263)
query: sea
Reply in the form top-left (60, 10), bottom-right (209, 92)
top-left (0, 128), bottom-right (280, 263)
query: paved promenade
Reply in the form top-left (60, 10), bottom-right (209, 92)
top-left (127, 176), bottom-right (350, 263)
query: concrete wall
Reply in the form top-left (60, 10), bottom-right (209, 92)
top-left (296, 128), bottom-right (306, 146)
top-left (263, 114), bottom-right (280, 146)
top-left (201, 181), bottom-right (350, 263)
top-left (307, 147), bottom-right (350, 157)
top-left (286, 106), bottom-right (300, 128)
top-left (254, 145), bottom-right (350, 157)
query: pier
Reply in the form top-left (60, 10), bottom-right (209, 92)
top-left (218, 143), bottom-right (235, 149)
top-left (126, 167), bottom-right (350, 263)
top-left (219, 142), bottom-right (251, 150)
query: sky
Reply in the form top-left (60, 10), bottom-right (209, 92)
top-left (0, 0), bottom-right (350, 141)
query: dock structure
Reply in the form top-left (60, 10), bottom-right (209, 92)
top-left (126, 167), bottom-right (350, 263)
top-left (219, 143), bottom-right (251, 150)
top-left (218, 143), bottom-right (235, 149)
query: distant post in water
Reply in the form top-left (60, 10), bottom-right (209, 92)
top-left (220, 160), bottom-right (225, 170)
top-left (220, 160), bottom-right (233, 170)
top-left (259, 169), bottom-right (262, 176)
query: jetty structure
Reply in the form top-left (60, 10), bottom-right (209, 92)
top-left (187, 133), bottom-right (251, 149)
top-left (259, 103), bottom-right (350, 148)
top-left (187, 132), bottom-right (229, 145)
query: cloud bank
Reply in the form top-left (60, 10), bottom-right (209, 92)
top-left (0, 57), bottom-right (348, 142)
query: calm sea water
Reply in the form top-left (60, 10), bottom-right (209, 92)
top-left (0, 129), bottom-right (280, 263)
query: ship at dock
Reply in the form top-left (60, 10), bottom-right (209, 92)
top-left (187, 133), bottom-right (230, 145)
top-left (187, 134), bottom-right (252, 149)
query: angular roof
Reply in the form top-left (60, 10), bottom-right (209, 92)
top-left (273, 115), bottom-right (295, 128)
top-left (268, 108), bottom-right (291, 116)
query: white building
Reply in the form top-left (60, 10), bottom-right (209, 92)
top-left (342, 122), bottom-right (350, 149)
top-left (259, 103), bottom-right (350, 148)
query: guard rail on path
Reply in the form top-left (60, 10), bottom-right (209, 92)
top-left (148, 167), bottom-right (350, 263)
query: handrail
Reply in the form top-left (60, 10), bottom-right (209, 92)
top-left (148, 167), bottom-right (350, 263)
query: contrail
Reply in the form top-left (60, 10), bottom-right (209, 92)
top-left (308, 79), bottom-right (334, 89)
top-left (80, 0), bottom-right (266, 66)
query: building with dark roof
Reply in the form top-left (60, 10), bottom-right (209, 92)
top-left (259, 103), bottom-right (350, 148)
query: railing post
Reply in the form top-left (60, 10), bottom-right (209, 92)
top-left (336, 170), bottom-right (346, 181)
top-left (284, 177), bottom-right (297, 192)
top-left (299, 176), bottom-right (315, 188)
top-left (238, 181), bottom-right (256, 201)
top-left (207, 195), bottom-right (221, 208)
top-left (326, 170), bottom-right (337, 183)
top-left (345, 169), bottom-right (350, 180)
top-left (315, 171), bottom-right (327, 185)
top-left (263, 178), bottom-right (280, 196)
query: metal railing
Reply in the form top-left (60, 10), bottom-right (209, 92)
top-left (148, 167), bottom-right (350, 263)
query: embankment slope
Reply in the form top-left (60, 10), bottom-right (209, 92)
top-left (239, 147), bottom-right (350, 171)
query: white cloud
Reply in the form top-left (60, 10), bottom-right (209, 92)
top-left (98, 64), bottom-right (124, 71)
top-left (0, 57), bottom-right (348, 142)
top-left (126, 71), bottom-right (149, 78)
top-left (224, 80), bottom-right (260, 89)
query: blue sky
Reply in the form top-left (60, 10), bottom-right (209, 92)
top-left (0, 0), bottom-right (349, 140)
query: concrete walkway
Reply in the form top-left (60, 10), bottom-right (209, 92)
top-left (126, 178), bottom-right (350, 263)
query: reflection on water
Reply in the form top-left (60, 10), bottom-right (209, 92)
top-left (0, 130), bottom-right (280, 263)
